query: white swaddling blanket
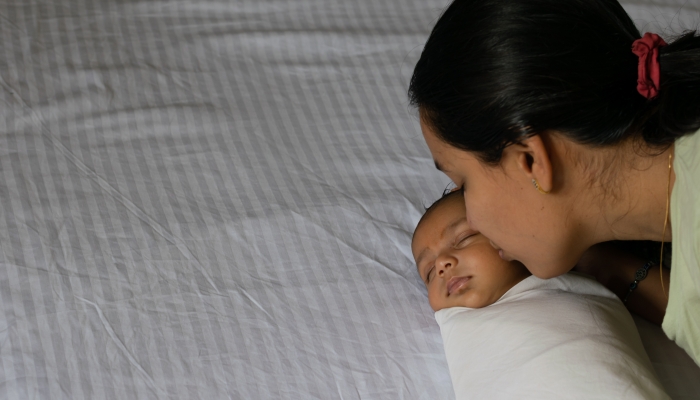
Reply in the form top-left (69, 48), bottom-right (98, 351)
top-left (435, 273), bottom-right (669, 399)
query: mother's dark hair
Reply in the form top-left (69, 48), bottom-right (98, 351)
top-left (409, 0), bottom-right (700, 164)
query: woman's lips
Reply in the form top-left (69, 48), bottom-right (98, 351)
top-left (498, 249), bottom-right (514, 261)
top-left (446, 276), bottom-right (471, 295)
top-left (490, 241), bottom-right (509, 261)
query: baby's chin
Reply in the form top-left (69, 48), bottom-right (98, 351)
top-left (459, 298), bottom-right (497, 309)
top-left (431, 292), bottom-right (498, 311)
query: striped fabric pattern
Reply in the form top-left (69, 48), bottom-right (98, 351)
top-left (0, 0), bottom-right (452, 398)
top-left (0, 0), bottom-right (698, 399)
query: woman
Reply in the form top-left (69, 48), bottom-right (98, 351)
top-left (408, 0), bottom-right (700, 364)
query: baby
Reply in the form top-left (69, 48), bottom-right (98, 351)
top-left (412, 190), bottom-right (669, 399)
top-left (412, 190), bottom-right (531, 311)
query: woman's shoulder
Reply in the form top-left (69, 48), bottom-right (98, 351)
top-left (675, 127), bottom-right (700, 158)
top-left (665, 128), bottom-right (700, 366)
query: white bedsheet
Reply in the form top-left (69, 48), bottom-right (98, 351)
top-left (0, 0), bottom-right (698, 398)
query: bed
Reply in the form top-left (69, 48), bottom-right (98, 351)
top-left (0, 0), bottom-right (698, 398)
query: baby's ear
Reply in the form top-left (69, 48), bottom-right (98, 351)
top-left (511, 134), bottom-right (553, 194)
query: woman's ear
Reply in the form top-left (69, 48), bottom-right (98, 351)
top-left (507, 134), bottom-right (554, 193)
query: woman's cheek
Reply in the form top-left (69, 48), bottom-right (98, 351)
top-left (462, 194), bottom-right (480, 231)
top-left (466, 198), bottom-right (494, 238)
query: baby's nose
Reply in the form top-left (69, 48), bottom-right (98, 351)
top-left (437, 259), bottom-right (454, 276)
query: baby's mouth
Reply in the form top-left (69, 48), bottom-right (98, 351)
top-left (446, 276), bottom-right (471, 296)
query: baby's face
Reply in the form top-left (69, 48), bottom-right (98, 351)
top-left (412, 194), bottom-right (529, 312)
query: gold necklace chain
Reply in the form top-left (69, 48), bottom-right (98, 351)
top-left (660, 152), bottom-right (673, 298)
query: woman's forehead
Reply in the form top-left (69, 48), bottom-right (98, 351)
top-left (421, 124), bottom-right (481, 173)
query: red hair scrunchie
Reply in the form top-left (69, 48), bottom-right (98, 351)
top-left (631, 32), bottom-right (667, 99)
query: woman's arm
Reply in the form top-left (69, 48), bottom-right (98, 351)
top-left (575, 242), bottom-right (670, 325)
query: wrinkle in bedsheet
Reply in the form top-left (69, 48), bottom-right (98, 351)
top-left (73, 295), bottom-right (166, 397)
top-left (35, 111), bottom-right (223, 295)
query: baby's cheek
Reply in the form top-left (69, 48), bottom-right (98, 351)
top-left (427, 292), bottom-right (440, 312)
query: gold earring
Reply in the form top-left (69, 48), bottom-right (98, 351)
top-left (532, 179), bottom-right (550, 194)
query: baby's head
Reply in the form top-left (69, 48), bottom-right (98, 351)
top-left (412, 190), bottom-right (530, 311)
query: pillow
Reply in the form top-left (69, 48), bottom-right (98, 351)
top-left (434, 273), bottom-right (669, 399)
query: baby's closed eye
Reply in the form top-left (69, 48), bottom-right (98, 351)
top-left (454, 232), bottom-right (477, 249)
top-left (425, 266), bottom-right (435, 284)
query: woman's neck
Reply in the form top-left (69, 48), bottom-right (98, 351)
top-left (569, 139), bottom-right (675, 244)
